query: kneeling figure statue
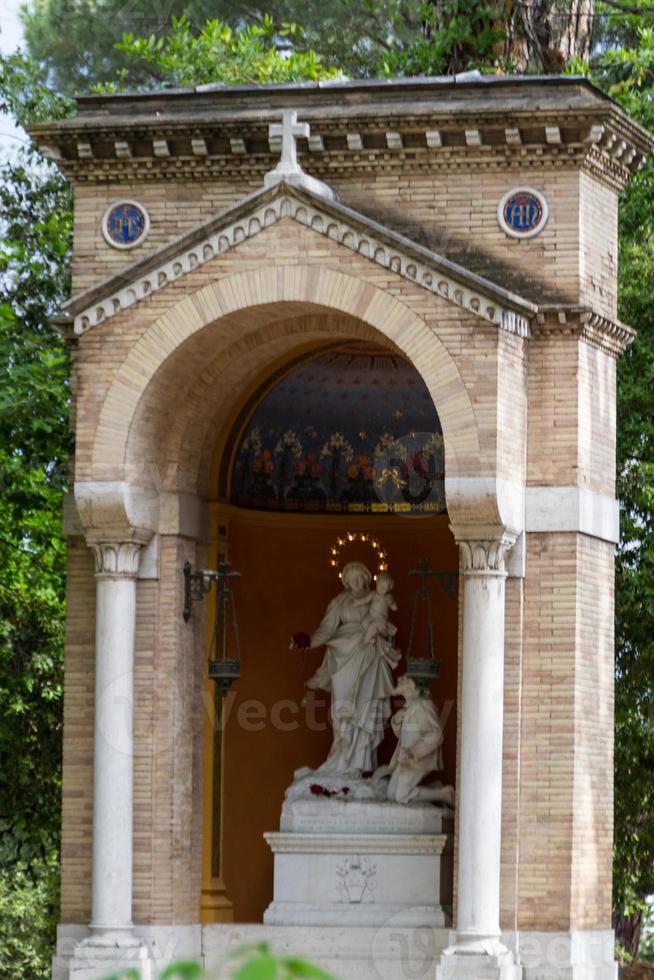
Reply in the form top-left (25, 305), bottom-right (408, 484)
top-left (376, 674), bottom-right (454, 807)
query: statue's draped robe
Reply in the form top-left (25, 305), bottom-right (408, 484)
top-left (387, 695), bottom-right (444, 804)
top-left (307, 590), bottom-right (399, 774)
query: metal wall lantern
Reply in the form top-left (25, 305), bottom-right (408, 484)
top-left (406, 558), bottom-right (457, 688)
top-left (183, 559), bottom-right (242, 696)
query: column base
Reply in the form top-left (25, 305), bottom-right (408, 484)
top-left (437, 946), bottom-right (521, 980)
top-left (69, 935), bottom-right (154, 979)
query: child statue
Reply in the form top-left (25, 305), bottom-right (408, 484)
top-left (354, 571), bottom-right (398, 646)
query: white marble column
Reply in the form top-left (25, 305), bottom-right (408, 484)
top-left (69, 538), bottom-right (156, 978)
top-left (438, 529), bottom-right (519, 980)
top-left (87, 539), bottom-right (141, 942)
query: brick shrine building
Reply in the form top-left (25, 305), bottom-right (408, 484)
top-left (30, 75), bottom-right (653, 980)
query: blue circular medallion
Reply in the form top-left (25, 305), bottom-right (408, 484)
top-left (102, 200), bottom-right (150, 249)
top-left (498, 188), bottom-right (548, 239)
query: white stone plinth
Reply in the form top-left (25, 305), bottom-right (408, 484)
top-left (68, 937), bottom-right (154, 979)
top-left (437, 949), bottom-right (522, 980)
top-left (54, 924), bottom-right (202, 980)
top-left (53, 924), bottom-right (620, 980)
top-left (280, 797), bottom-right (452, 834)
top-left (264, 798), bottom-right (453, 928)
top-left (204, 922), bottom-right (450, 980)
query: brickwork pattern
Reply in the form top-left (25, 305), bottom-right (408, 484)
top-left (517, 532), bottom-right (614, 931)
top-left (72, 166), bottom-right (613, 317)
top-left (133, 535), bottom-right (205, 923)
top-left (60, 537), bottom-right (95, 922)
top-left (571, 535), bottom-right (615, 926)
top-left (71, 222), bottom-right (531, 501)
top-left (501, 575), bottom-right (525, 930)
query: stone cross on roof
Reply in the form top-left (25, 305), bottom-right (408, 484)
top-left (264, 110), bottom-right (337, 202)
top-left (269, 110), bottom-right (309, 177)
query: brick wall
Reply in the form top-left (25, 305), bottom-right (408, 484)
top-left (60, 537), bottom-right (95, 922)
top-left (516, 532), bottom-right (614, 931)
top-left (71, 165), bottom-right (593, 314)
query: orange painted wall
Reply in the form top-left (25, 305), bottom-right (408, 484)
top-left (219, 514), bottom-right (459, 922)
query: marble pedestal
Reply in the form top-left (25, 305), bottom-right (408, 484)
top-left (264, 798), bottom-right (453, 928)
top-left (68, 937), bottom-right (154, 979)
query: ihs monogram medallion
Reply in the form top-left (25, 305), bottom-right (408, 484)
top-left (102, 200), bottom-right (150, 249)
top-left (497, 187), bottom-right (548, 239)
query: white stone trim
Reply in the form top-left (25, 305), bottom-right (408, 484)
top-left (137, 534), bottom-right (160, 579)
top-left (504, 929), bottom-right (617, 980)
top-left (72, 192), bottom-right (532, 337)
top-left (264, 901), bottom-right (449, 928)
top-left (526, 486), bottom-right (619, 543)
top-left (443, 479), bottom-right (620, 544)
top-left (89, 539), bottom-right (142, 577)
top-left (101, 199), bottom-right (150, 251)
top-left (264, 831), bottom-right (449, 856)
top-left (444, 476), bottom-right (526, 533)
top-left (55, 923), bottom-right (618, 980)
top-left (455, 532), bottom-right (518, 576)
top-left (74, 480), bottom-right (159, 537)
top-left (57, 924), bottom-right (200, 980)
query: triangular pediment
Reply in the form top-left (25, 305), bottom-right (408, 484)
top-left (62, 180), bottom-right (536, 336)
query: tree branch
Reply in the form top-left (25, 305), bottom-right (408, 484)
top-left (599, 0), bottom-right (654, 14)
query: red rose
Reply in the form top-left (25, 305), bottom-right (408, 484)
top-left (362, 771), bottom-right (373, 779)
top-left (311, 463), bottom-right (321, 478)
top-left (310, 784), bottom-right (325, 796)
top-left (342, 787), bottom-right (350, 795)
top-left (293, 632), bottom-right (311, 649)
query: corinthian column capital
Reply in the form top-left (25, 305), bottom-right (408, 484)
top-left (89, 540), bottom-right (143, 578)
top-left (451, 527), bottom-right (518, 576)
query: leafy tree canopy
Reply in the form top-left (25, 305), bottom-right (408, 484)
top-left (109, 14), bottom-right (341, 91)
top-left (20, 0), bottom-right (609, 95)
top-left (20, 0), bottom-right (414, 92)
top-left (581, 26), bottom-right (654, 959)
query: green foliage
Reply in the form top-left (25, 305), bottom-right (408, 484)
top-left (0, 45), bottom-right (73, 980)
top-left (579, 25), bottom-right (654, 958)
top-left (20, 0), bottom-right (598, 93)
top-left (596, 0), bottom-right (654, 53)
top-left (0, 146), bottom-right (72, 864)
top-left (158, 963), bottom-right (203, 979)
top-left (229, 943), bottom-right (335, 979)
top-left (20, 0), bottom-right (415, 92)
top-left (0, 49), bottom-right (73, 125)
top-left (0, 853), bottom-right (60, 980)
top-left (641, 910), bottom-right (654, 960)
top-left (380, 0), bottom-right (506, 77)
top-left (103, 967), bottom-right (201, 980)
top-left (20, 0), bottom-right (209, 94)
top-left (100, 947), bottom-right (333, 979)
top-left (110, 15), bottom-right (340, 91)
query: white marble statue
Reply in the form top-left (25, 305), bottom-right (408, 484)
top-left (289, 561), bottom-right (400, 791)
top-left (376, 674), bottom-right (454, 807)
top-left (354, 570), bottom-right (398, 646)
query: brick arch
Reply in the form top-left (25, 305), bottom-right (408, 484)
top-left (128, 313), bottom-right (388, 497)
top-left (89, 265), bottom-right (482, 498)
